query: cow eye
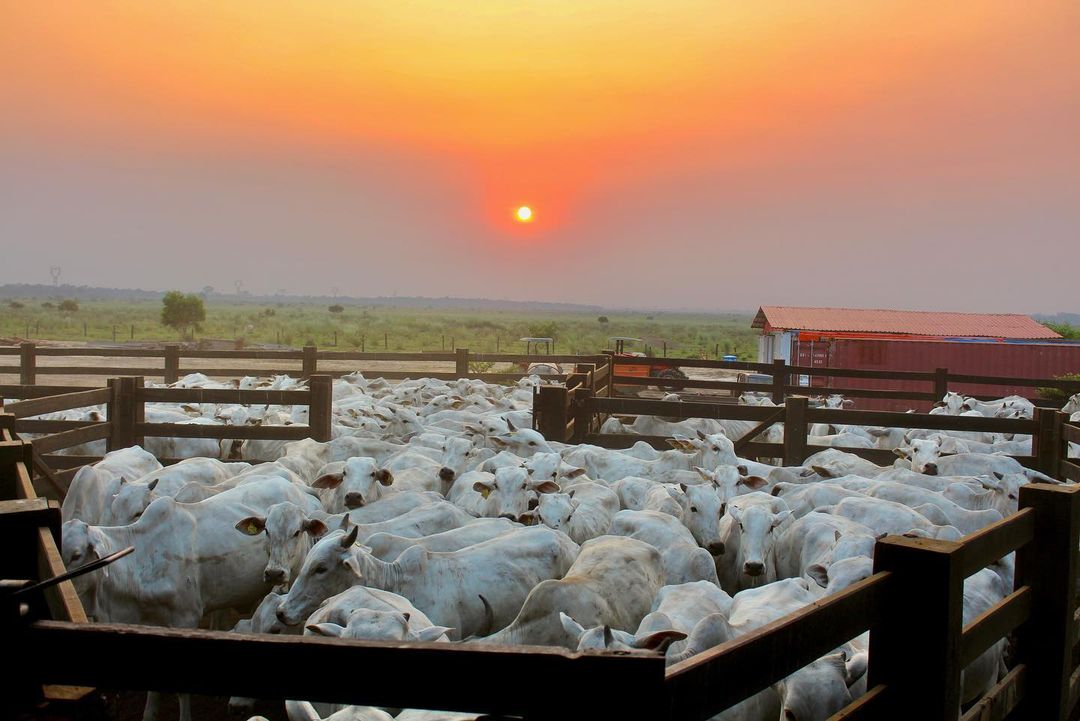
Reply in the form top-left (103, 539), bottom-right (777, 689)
top-left (315, 565), bottom-right (328, 574)
top-left (551, 471), bottom-right (558, 478)
top-left (529, 441), bottom-right (537, 446)
top-left (690, 506), bottom-right (699, 513)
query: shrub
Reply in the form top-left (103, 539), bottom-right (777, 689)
top-left (58, 299), bottom-right (79, 313)
top-left (598, 316), bottom-right (609, 323)
top-left (329, 304), bottom-right (345, 314)
top-left (1038, 373), bottom-right (1080, 401)
top-left (161, 291), bottom-right (206, 339)
top-left (7, 300), bottom-right (24, 310)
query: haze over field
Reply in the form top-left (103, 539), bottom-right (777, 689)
top-left (2, 2), bottom-right (1078, 312)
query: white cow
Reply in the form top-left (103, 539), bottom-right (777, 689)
top-left (524, 481), bottom-right (619, 544)
top-left (715, 492), bottom-right (793, 593)
top-left (276, 525), bottom-right (579, 638)
top-left (62, 446), bottom-right (162, 524)
top-left (311, 457), bottom-right (396, 512)
top-left (607, 510), bottom-right (721, 586)
top-left (476, 536), bottom-right (665, 648)
top-left (363, 518), bottom-right (520, 561)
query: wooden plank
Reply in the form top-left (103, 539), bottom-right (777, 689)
top-left (789, 365), bottom-right (938, 381)
top-left (14, 419), bottom-right (104, 434)
top-left (138, 387), bottom-right (311, 405)
top-left (0, 439), bottom-right (37, 500)
top-left (827, 684), bottom-right (889, 721)
top-left (317, 351), bottom-right (456, 361)
top-left (1060, 460), bottom-right (1080, 484)
top-left (0, 346), bottom-right (21, 355)
top-left (665, 572), bottom-right (889, 721)
top-left (473, 353), bottom-right (608, 364)
top-left (0, 364), bottom-right (21, 373)
top-left (954, 508), bottom-right (1036, 577)
top-left (868, 536), bottom-right (964, 721)
top-left (33, 366), bottom-right (164, 376)
top-left (582, 433), bottom-right (673, 450)
top-left (806, 407), bottom-right (1034, 435)
top-left (179, 349), bottom-right (306, 359)
top-left (803, 446), bottom-right (899, 466)
top-left (732, 407), bottom-right (787, 452)
top-left (947, 372), bottom-right (1080, 390)
top-left (31, 423), bottom-right (111, 455)
top-left (20, 620), bottom-right (666, 719)
top-left (611, 375), bottom-right (763, 393)
top-left (40, 455), bottom-right (102, 470)
top-left (37, 526), bottom-right (88, 624)
top-left (1062, 423), bottom-right (1080, 445)
top-left (787, 385), bottom-right (936, 402)
top-left (588, 397), bottom-right (781, 422)
top-left (783, 396), bottom-right (809, 465)
top-left (170, 367), bottom-right (298, 378)
top-left (1012, 483), bottom-right (1080, 720)
top-left (308, 375), bottom-right (333, 443)
top-left (960, 586), bottom-right (1031, 668)
top-left (959, 664), bottom-right (1026, 721)
top-left (33, 347), bottom-right (165, 357)
top-left (3, 388), bottom-right (112, 419)
top-left (0, 385), bottom-right (100, 399)
top-left (134, 422), bottom-right (312, 440)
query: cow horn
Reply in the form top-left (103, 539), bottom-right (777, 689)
top-left (477, 594), bottom-right (495, 637)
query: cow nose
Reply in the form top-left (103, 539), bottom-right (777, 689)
top-left (275, 608), bottom-right (289, 624)
top-left (439, 467), bottom-right (455, 482)
top-left (344, 493), bottom-right (365, 508)
top-left (264, 568), bottom-right (286, 584)
top-left (923, 463), bottom-right (938, 476)
top-left (707, 541), bottom-right (726, 556)
top-left (744, 562), bottom-right (765, 577)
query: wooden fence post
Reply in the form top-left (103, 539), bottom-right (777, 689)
top-left (933, 367), bottom-right (949, 402)
top-left (1032, 407), bottom-right (1063, 479)
top-left (771, 358), bottom-right (787, 404)
top-left (603, 351), bottom-right (616, 397)
top-left (1012, 483), bottom-right (1080, 721)
top-left (301, 345), bottom-right (319, 379)
top-left (782, 396), bottom-right (807, 466)
top-left (571, 364), bottom-right (596, 443)
top-left (107, 376), bottom-right (143, 451)
top-left (456, 348), bottom-right (469, 377)
top-left (20, 342), bottom-right (36, 386)
top-left (535, 385), bottom-right (569, 443)
top-left (308, 374), bottom-right (333, 443)
top-left (164, 344), bottom-right (181, 385)
top-left (868, 536), bottom-right (964, 721)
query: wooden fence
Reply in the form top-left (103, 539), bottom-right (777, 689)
top-left (0, 343), bottom-right (599, 394)
top-left (3, 425), bottom-right (1078, 719)
top-left (607, 354), bottom-right (1080, 409)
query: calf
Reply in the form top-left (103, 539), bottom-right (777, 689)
top-left (715, 492), bottom-right (793, 593)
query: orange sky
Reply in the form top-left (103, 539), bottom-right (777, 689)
top-left (2, 1), bottom-right (1078, 309)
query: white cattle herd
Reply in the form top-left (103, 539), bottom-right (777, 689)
top-left (48, 371), bottom-right (1079, 721)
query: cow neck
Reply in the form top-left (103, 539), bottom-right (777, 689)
top-left (349, 546), bottom-right (399, 591)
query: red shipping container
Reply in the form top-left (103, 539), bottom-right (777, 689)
top-left (792, 338), bottom-right (1080, 412)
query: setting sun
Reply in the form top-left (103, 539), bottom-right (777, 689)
top-left (515, 206), bottom-right (534, 223)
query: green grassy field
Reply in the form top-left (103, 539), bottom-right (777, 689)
top-left (2, 299), bottom-right (759, 359)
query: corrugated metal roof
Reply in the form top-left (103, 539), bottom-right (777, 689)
top-left (752, 306), bottom-right (1060, 339)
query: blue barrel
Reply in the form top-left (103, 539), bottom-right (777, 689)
top-left (722, 354), bottom-right (738, 362)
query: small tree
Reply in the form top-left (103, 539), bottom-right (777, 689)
top-left (528, 321), bottom-right (559, 339)
top-left (328, 304), bottom-right (345, 314)
top-left (161, 291), bottom-right (206, 340)
top-left (58, 299), bottom-right (79, 313)
top-left (7, 300), bottom-right (24, 310)
top-left (598, 316), bottom-right (609, 324)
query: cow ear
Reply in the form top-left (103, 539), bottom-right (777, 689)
top-left (519, 510), bottom-right (539, 526)
top-left (306, 623), bottom-right (344, 637)
top-left (235, 517), bottom-right (266, 536)
top-left (473, 481), bottom-right (494, 499)
top-left (737, 465), bottom-right (748, 476)
top-left (811, 465), bottom-right (836, 478)
top-left (694, 466), bottom-right (712, 481)
top-left (772, 510), bottom-right (791, 527)
top-left (146, 478), bottom-right (159, 492)
top-left (343, 555), bottom-right (364, 580)
top-left (559, 612), bottom-right (586, 640)
top-left (376, 469), bottom-right (394, 486)
top-left (993, 472), bottom-right (1005, 480)
top-left (341, 525), bottom-right (359, 547)
top-left (412, 626), bottom-right (453, 643)
top-left (834, 530), bottom-right (842, 542)
top-left (603, 626), bottom-right (614, 647)
top-left (533, 480), bottom-right (560, 494)
top-left (312, 473), bottom-right (344, 489)
top-left (892, 448), bottom-right (908, 459)
top-left (303, 519), bottom-right (328, 537)
top-left (807, 563), bottom-right (829, 588)
top-left (679, 482), bottom-right (688, 493)
top-left (739, 476), bottom-right (768, 491)
top-left (633, 629), bottom-right (687, 653)
top-left (845, 651), bottom-right (869, 686)
top-left (565, 467), bottom-right (586, 478)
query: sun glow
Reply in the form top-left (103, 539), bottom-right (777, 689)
top-left (515, 206), bottom-right (534, 222)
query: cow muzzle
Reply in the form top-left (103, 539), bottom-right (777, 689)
top-left (344, 493), bottom-right (366, 509)
top-left (263, 568), bottom-right (287, 585)
top-left (744, 561), bottom-right (765, 577)
top-left (439, 467), bottom-right (456, 482)
top-left (707, 541), bottom-right (726, 556)
top-left (922, 463), bottom-right (939, 476)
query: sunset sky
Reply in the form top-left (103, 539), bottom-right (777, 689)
top-left (2, 1), bottom-right (1077, 311)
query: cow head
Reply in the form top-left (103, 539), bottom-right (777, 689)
top-left (777, 650), bottom-right (867, 721)
top-left (236, 502), bottom-right (328, 587)
top-left (559, 612), bottom-right (685, 655)
top-left (307, 608), bottom-right (452, 643)
top-left (728, 495), bottom-right (791, 581)
top-left (523, 452), bottom-right (587, 484)
top-left (893, 437), bottom-right (942, 474)
top-left (472, 466), bottom-right (559, 521)
top-left (312, 457), bottom-right (394, 510)
top-left (276, 526), bottom-right (364, 626)
top-left (104, 477), bottom-right (159, 525)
